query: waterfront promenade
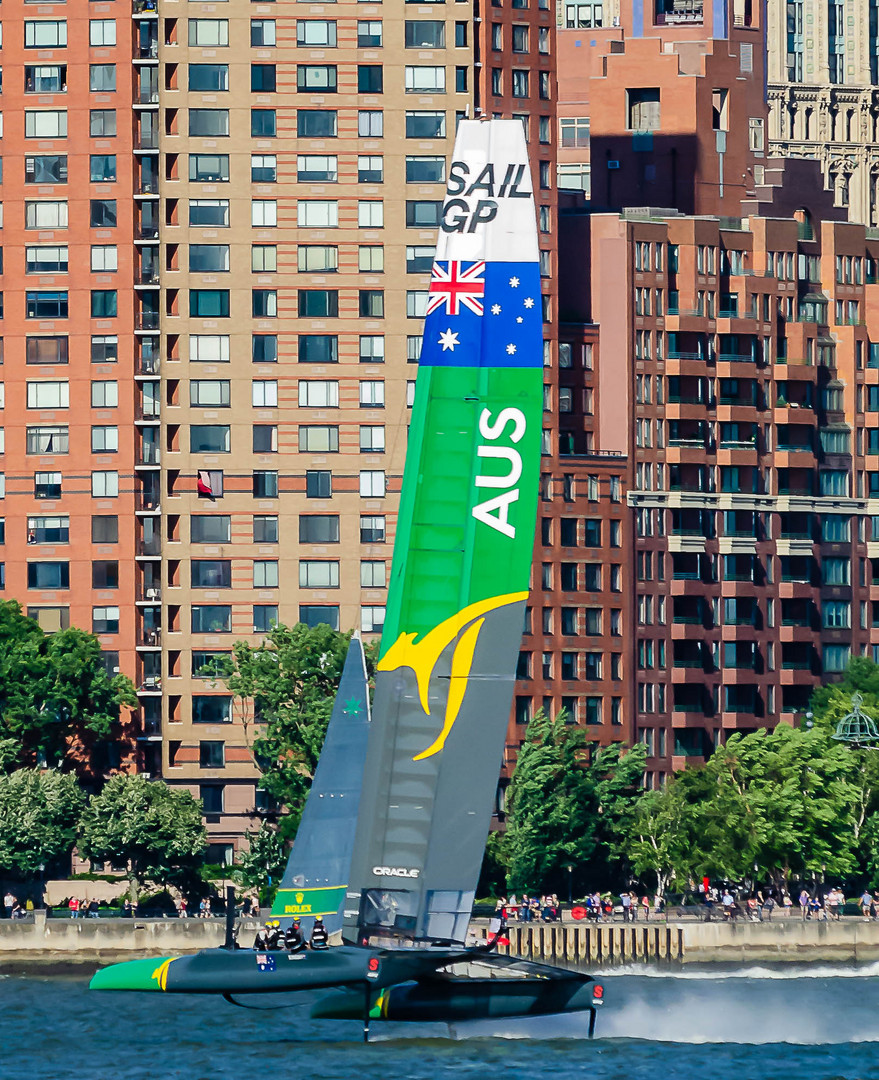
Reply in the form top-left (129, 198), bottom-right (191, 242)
top-left (6, 911), bottom-right (879, 971)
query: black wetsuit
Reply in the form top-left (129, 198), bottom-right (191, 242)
top-left (285, 925), bottom-right (306, 953)
top-left (310, 922), bottom-right (329, 950)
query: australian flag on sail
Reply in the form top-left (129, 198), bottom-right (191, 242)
top-left (419, 259), bottom-right (543, 370)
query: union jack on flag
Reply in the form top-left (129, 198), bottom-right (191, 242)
top-left (426, 260), bottom-right (486, 317)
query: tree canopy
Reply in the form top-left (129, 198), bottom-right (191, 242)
top-left (0, 768), bottom-right (85, 878)
top-left (214, 622), bottom-right (377, 837)
top-left (0, 601), bottom-right (137, 774)
top-left (78, 775), bottom-right (207, 900)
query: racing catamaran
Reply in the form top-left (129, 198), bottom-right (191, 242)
top-left (90, 118), bottom-right (603, 1037)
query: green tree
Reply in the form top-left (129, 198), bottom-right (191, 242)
top-left (0, 768), bottom-right (85, 878)
top-left (78, 775), bottom-right (207, 901)
top-left (504, 711), bottom-right (645, 895)
top-left (0, 601), bottom-right (137, 773)
top-left (235, 821), bottom-right (288, 900)
top-left (214, 622), bottom-right (377, 835)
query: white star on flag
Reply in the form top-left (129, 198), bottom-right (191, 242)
top-left (491, 304), bottom-right (502, 315)
top-left (523, 297), bottom-right (535, 309)
top-left (509, 277), bottom-right (520, 288)
top-left (438, 328), bottom-right (459, 352)
top-left (506, 343), bottom-right (517, 355)
top-left (516, 317), bottom-right (523, 324)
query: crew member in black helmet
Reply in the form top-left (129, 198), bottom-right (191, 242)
top-left (310, 917), bottom-right (330, 950)
top-left (284, 919), bottom-right (307, 953)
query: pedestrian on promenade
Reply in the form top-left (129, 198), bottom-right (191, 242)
top-left (760, 892), bottom-right (775, 921)
top-left (4, 891), bottom-right (15, 919)
top-left (621, 892), bottom-right (632, 922)
top-left (799, 888), bottom-right (810, 920)
top-left (641, 895), bottom-right (650, 920)
top-left (68, 897), bottom-right (79, 919)
top-left (860, 888), bottom-right (872, 919)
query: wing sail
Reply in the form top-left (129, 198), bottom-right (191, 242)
top-left (271, 634), bottom-right (371, 936)
top-left (343, 120), bottom-right (543, 944)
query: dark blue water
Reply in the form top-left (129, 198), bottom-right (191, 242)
top-left (7, 966), bottom-right (879, 1079)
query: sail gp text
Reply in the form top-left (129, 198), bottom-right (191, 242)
top-left (473, 407), bottom-right (526, 539)
top-left (441, 161), bottom-right (531, 233)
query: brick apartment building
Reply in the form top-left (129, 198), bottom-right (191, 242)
top-left (551, 0), bottom-right (879, 786)
top-left (0, 0), bottom-right (567, 855)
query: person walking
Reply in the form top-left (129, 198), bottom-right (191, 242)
top-left (861, 888), bottom-right (873, 920)
top-left (799, 888), bottom-right (810, 921)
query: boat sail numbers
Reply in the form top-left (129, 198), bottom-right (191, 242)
top-left (344, 119), bottom-right (544, 945)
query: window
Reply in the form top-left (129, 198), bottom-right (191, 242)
top-left (359, 381), bottom-right (385, 407)
top-left (406, 111), bottom-right (446, 138)
top-left (89, 110), bottom-right (116, 137)
top-left (28, 562), bottom-right (69, 589)
top-left (359, 470), bottom-right (386, 497)
top-left (35, 472), bottom-right (62, 499)
top-left (298, 246), bottom-right (338, 273)
top-left (25, 202), bottom-right (68, 229)
top-left (299, 560), bottom-right (338, 588)
top-left (298, 380), bottom-right (339, 407)
top-left (297, 110), bottom-right (337, 138)
top-left (251, 109), bottom-right (276, 137)
top-left (298, 155), bottom-right (338, 183)
top-left (298, 19), bottom-right (338, 45)
top-left (252, 246), bottom-right (277, 273)
top-left (189, 110), bottom-right (229, 137)
top-left (190, 425), bottom-right (230, 453)
top-left (27, 156), bottom-right (68, 184)
top-left (190, 290), bottom-right (230, 318)
top-left (251, 19), bottom-right (276, 45)
top-left (252, 381), bottom-right (278, 407)
top-left (192, 653), bottom-right (230, 679)
top-left (26, 426), bottom-right (68, 455)
top-left (560, 118), bottom-right (590, 147)
top-left (360, 336), bottom-right (384, 364)
top-left (91, 381), bottom-right (118, 408)
top-left (27, 338), bottom-right (68, 365)
top-left (358, 156), bottom-right (383, 183)
top-left (748, 117), bottom-right (765, 153)
top-left (306, 471), bottom-right (332, 498)
top-left (253, 605), bottom-right (278, 633)
top-left (253, 515), bottom-right (278, 543)
top-left (189, 201), bottom-right (229, 230)
top-left (91, 291), bottom-right (117, 318)
top-left (26, 247), bottom-right (68, 274)
top-left (298, 201), bottom-right (338, 227)
top-left (189, 64), bottom-right (229, 92)
top-left (25, 22), bottom-right (67, 48)
top-left (512, 70), bottom-right (529, 97)
top-left (25, 111), bottom-right (67, 139)
top-left (92, 561), bottom-right (118, 589)
top-left (89, 156), bottom-right (115, 182)
top-left (90, 20), bottom-right (116, 46)
top-left (90, 200), bottom-right (117, 227)
top-left (358, 111), bottom-right (383, 137)
top-left (190, 19), bottom-right (229, 46)
top-left (358, 202), bottom-right (384, 228)
top-left (193, 697), bottom-right (232, 723)
top-left (299, 606), bottom-right (340, 630)
top-left (200, 742), bottom-right (225, 769)
top-left (359, 290), bottom-right (384, 317)
top-left (298, 65), bottom-right (337, 92)
top-left (192, 606), bottom-right (232, 633)
top-left (299, 426), bottom-right (339, 452)
top-left (190, 336), bottom-right (230, 364)
top-left (27, 381), bottom-right (69, 409)
top-left (299, 336), bottom-right (338, 364)
top-left (189, 245), bottom-right (230, 274)
top-left (251, 155), bottom-right (277, 182)
top-left (191, 560), bottom-right (231, 588)
top-left (627, 88), bottom-right (660, 132)
top-left (252, 290), bottom-right (277, 317)
top-left (406, 201), bottom-right (442, 227)
top-left (405, 20), bottom-right (445, 46)
top-left (30, 515), bottom-right (69, 544)
top-left (92, 606), bottom-right (119, 634)
top-left (358, 65), bottom-right (383, 93)
top-left (190, 154), bottom-right (230, 182)
top-left (360, 426), bottom-right (385, 451)
top-left (252, 471), bottom-right (278, 498)
top-left (406, 246), bottom-right (435, 273)
top-left (91, 426), bottom-right (117, 452)
top-left (190, 516), bottom-right (231, 546)
top-left (299, 515), bottom-right (339, 543)
top-left (91, 246), bottom-right (117, 272)
top-left (406, 157), bottom-right (445, 184)
top-left (360, 560), bottom-right (386, 587)
top-left (405, 66), bottom-right (445, 92)
top-left (190, 380), bottom-right (231, 407)
top-left (360, 515), bottom-right (385, 542)
top-left (358, 21), bottom-right (382, 45)
top-left (361, 606), bottom-right (386, 633)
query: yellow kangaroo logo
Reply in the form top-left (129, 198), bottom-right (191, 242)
top-left (377, 591), bottom-right (527, 761)
top-left (151, 958), bottom-right (175, 991)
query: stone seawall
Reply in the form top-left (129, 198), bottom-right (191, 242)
top-left (0, 913), bottom-right (261, 972)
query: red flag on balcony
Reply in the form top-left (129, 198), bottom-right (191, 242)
top-left (197, 470), bottom-right (215, 499)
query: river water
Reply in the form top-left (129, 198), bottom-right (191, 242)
top-left (7, 965), bottom-right (879, 1079)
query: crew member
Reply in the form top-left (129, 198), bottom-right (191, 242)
top-left (266, 919), bottom-right (283, 950)
top-left (310, 917), bottom-right (329, 950)
top-left (284, 919), bottom-right (306, 953)
top-left (253, 923), bottom-right (270, 950)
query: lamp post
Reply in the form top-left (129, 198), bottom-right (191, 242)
top-left (38, 863), bottom-right (45, 913)
top-left (565, 864), bottom-right (574, 906)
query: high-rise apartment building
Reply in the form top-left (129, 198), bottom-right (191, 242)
top-left (0, 0), bottom-right (561, 854)
top-left (766, 0), bottom-right (879, 226)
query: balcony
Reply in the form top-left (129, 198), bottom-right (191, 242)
top-left (136, 311), bottom-right (160, 331)
top-left (133, 0), bottom-right (158, 13)
top-left (137, 355), bottom-right (160, 376)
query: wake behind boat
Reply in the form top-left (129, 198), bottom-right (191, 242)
top-left (90, 118), bottom-right (604, 1038)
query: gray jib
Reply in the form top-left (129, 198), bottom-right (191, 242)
top-left (343, 599), bottom-right (526, 944)
top-left (276, 635), bottom-right (371, 938)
